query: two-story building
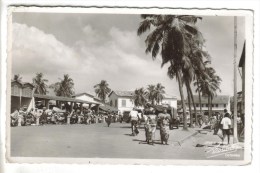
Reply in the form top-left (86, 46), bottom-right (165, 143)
top-left (108, 90), bottom-right (177, 115)
top-left (108, 91), bottom-right (135, 115)
top-left (160, 94), bottom-right (178, 110)
top-left (185, 95), bottom-right (231, 115)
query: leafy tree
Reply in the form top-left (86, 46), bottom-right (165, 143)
top-left (138, 15), bottom-right (204, 130)
top-left (133, 87), bottom-right (147, 107)
top-left (146, 85), bottom-right (156, 105)
top-left (94, 80), bottom-right (111, 102)
top-left (51, 74), bottom-right (75, 97)
top-left (13, 74), bottom-right (22, 83)
top-left (32, 73), bottom-right (48, 95)
top-left (154, 83), bottom-right (165, 105)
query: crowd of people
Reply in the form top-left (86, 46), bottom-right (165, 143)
top-left (10, 106), bottom-right (122, 127)
top-left (10, 105), bottom-right (244, 145)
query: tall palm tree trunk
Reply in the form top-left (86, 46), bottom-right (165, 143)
top-left (208, 95), bottom-right (212, 118)
top-left (208, 95), bottom-right (210, 118)
top-left (197, 79), bottom-right (202, 114)
top-left (187, 86), bottom-right (193, 128)
top-left (188, 85), bottom-right (198, 126)
top-left (177, 71), bottom-right (188, 130)
top-left (210, 96), bottom-right (213, 117)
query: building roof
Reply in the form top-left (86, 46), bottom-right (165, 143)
top-left (108, 90), bottom-right (134, 97)
top-left (163, 94), bottom-right (177, 99)
top-left (187, 95), bottom-right (230, 104)
top-left (73, 92), bottom-right (102, 102)
top-left (239, 42), bottom-right (245, 67)
top-left (73, 92), bottom-right (95, 98)
top-left (11, 80), bottom-right (34, 88)
top-left (34, 94), bottom-right (99, 105)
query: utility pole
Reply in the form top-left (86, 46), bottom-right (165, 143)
top-left (233, 16), bottom-right (238, 143)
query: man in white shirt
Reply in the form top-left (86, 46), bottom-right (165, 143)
top-left (130, 108), bottom-right (139, 136)
top-left (221, 112), bottom-right (232, 144)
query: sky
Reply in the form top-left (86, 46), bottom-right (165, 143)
top-left (12, 12), bottom-right (245, 98)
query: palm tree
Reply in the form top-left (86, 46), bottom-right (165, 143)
top-left (138, 15), bottom-right (204, 130)
top-left (94, 80), bottom-right (111, 102)
top-left (51, 74), bottom-right (75, 97)
top-left (146, 85), bottom-right (156, 105)
top-left (154, 83), bottom-right (165, 105)
top-left (133, 87), bottom-right (147, 107)
top-left (198, 67), bottom-right (222, 117)
top-left (13, 74), bottom-right (22, 83)
top-left (32, 73), bottom-right (48, 95)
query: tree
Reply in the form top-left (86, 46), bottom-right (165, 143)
top-left (32, 73), bottom-right (48, 95)
top-left (146, 85), bottom-right (156, 105)
top-left (154, 83), bottom-right (165, 105)
top-left (51, 74), bottom-right (75, 97)
top-left (94, 80), bottom-right (111, 102)
top-left (197, 67), bottom-right (222, 117)
top-left (13, 74), bottom-right (22, 83)
top-left (133, 87), bottom-right (147, 107)
top-left (137, 15), bottom-right (204, 130)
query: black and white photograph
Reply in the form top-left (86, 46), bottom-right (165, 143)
top-left (5, 7), bottom-right (253, 165)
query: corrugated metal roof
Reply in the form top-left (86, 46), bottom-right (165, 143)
top-left (110, 90), bottom-right (134, 97)
top-left (34, 94), bottom-right (99, 105)
top-left (188, 95), bottom-right (230, 104)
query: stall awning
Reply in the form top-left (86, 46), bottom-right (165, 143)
top-left (34, 94), bottom-right (99, 105)
top-left (99, 105), bottom-right (118, 112)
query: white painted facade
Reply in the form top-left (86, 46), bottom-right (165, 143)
top-left (109, 92), bottom-right (134, 114)
top-left (161, 98), bottom-right (177, 109)
top-left (73, 93), bottom-right (102, 105)
top-left (108, 91), bottom-right (177, 114)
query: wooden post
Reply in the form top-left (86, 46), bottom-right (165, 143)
top-left (80, 103), bottom-right (83, 112)
top-left (70, 102), bottom-right (74, 112)
top-left (233, 16), bottom-right (238, 143)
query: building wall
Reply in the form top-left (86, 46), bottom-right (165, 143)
top-left (11, 96), bottom-right (33, 113)
top-left (187, 99), bottom-right (231, 114)
top-left (109, 92), bottom-right (135, 114)
top-left (75, 95), bottom-right (94, 102)
top-left (161, 98), bottom-right (177, 109)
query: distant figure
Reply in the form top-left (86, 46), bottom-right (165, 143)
top-left (130, 108), bottom-right (139, 136)
top-left (119, 112), bottom-right (123, 123)
top-left (221, 109), bottom-right (232, 144)
top-left (106, 113), bottom-right (112, 127)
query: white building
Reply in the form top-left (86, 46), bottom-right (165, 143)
top-left (160, 94), bottom-right (178, 110)
top-left (73, 92), bottom-right (103, 106)
top-left (108, 90), bottom-right (177, 115)
top-left (185, 95), bottom-right (231, 114)
top-left (108, 91), bottom-right (135, 114)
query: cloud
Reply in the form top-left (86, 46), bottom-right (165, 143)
top-left (12, 23), bottom-right (177, 96)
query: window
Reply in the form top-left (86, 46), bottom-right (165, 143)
top-left (122, 100), bottom-right (126, 107)
top-left (216, 104), bottom-right (218, 107)
top-left (206, 104), bottom-right (208, 107)
top-left (224, 104), bottom-right (226, 108)
top-left (110, 100), bottom-right (113, 106)
top-left (115, 100), bottom-right (118, 107)
top-left (196, 104), bottom-right (199, 107)
top-left (201, 104), bottom-right (204, 107)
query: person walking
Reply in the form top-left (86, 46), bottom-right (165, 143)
top-left (130, 108), bottom-right (139, 136)
top-left (220, 110), bottom-right (232, 144)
